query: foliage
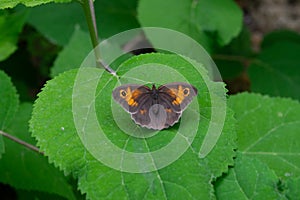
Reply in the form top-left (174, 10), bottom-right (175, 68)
top-left (0, 0), bottom-right (299, 199)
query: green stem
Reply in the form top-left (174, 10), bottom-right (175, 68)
top-left (81, 0), bottom-right (99, 48)
top-left (80, 0), bottom-right (116, 75)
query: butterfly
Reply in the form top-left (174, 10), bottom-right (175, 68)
top-left (112, 82), bottom-right (198, 130)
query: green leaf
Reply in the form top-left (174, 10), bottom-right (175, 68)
top-left (138, 0), bottom-right (242, 51)
top-left (196, 0), bottom-right (242, 46)
top-left (261, 30), bottom-right (300, 49)
top-left (0, 71), bottom-right (19, 155)
top-left (249, 31), bottom-right (300, 100)
top-left (0, 70), bottom-right (19, 158)
top-left (30, 53), bottom-right (236, 199)
top-left (0, 9), bottom-right (28, 61)
top-left (215, 153), bottom-right (282, 199)
top-left (50, 26), bottom-right (130, 77)
top-left (228, 93), bottom-right (300, 179)
top-left (28, 0), bottom-right (139, 45)
top-left (214, 26), bottom-right (252, 79)
top-left (16, 189), bottom-right (67, 200)
top-left (0, 136), bottom-right (3, 159)
top-left (0, 0), bottom-right (71, 9)
top-left (51, 27), bottom-right (92, 77)
top-left (286, 176), bottom-right (300, 199)
top-left (0, 103), bottom-right (76, 200)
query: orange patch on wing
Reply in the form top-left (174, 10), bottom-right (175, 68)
top-left (125, 87), bottom-right (138, 107)
top-left (171, 85), bottom-right (186, 105)
top-left (165, 108), bottom-right (172, 113)
top-left (139, 109), bottom-right (147, 115)
top-left (128, 98), bottom-right (138, 106)
top-left (132, 89), bottom-right (142, 99)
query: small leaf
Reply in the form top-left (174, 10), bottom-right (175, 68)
top-left (138, 0), bottom-right (242, 50)
top-left (0, 103), bottom-right (76, 200)
top-left (51, 27), bottom-right (92, 77)
top-left (50, 26), bottom-right (129, 77)
top-left (249, 31), bottom-right (300, 100)
top-left (196, 0), bottom-right (242, 46)
top-left (30, 53), bottom-right (236, 199)
top-left (0, 9), bottom-right (28, 61)
top-left (228, 93), bottom-right (300, 179)
top-left (215, 153), bottom-right (282, 199)
top-left (0, 0), bottom-right (72, 9)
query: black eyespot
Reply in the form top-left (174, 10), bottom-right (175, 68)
top-left (183, 88), bottom-right (189, 96)
top-left (120, 90), bottom-right (127, 97)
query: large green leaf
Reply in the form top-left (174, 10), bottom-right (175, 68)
top-left (228, 93), bottom-right (300, 179)
top-left (0, 0), bottom-right (71, 9)
top-left (28, 0), bottom-right (139, 45)
top-left (138, 0), bottom-right (242, 51)
top-left (30, 53), bottom-right (236, 199)
top-left (0, 9), bottom-right (28, 61)
top-left (0, 103), bottom-right (76, 199)
top-left (215, 153), bottom-right (282, 199)
top-left (249, 31), bottom-right (300, 100)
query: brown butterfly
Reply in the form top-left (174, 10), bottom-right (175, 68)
top-left (112, 82), bottom-right (198, 130)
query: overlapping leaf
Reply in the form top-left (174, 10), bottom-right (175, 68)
top-left (51, 27), bottom-right (92, 77)
top-left (215, 153), bottom-right (282, 199)
top-left (138, 0), bottom-right (242, 51)
top-left (0, 0), bottom-right (71, 9)
top-left (0, 103), bottom-right (76, 199)
top-left (229, 93), bottom-right (300, 179)
top-left (0, 70), bottom-right (19, 158)
top-left (0, 9), bottom-right (28, 61)
top-left (249, 31), bottom-right (300, 100)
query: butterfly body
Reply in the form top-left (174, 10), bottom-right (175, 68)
top-left (112, 82), bottom-right (198, 130)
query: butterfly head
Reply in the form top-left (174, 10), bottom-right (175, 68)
top-left (151, 84), bottom-right (157, 90)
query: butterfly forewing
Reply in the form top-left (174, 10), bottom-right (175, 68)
top-left (112, 84), bottom-right (150, 113)
top-left (158, 82), bottom-right (198, 112)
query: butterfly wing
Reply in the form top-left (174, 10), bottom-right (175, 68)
top-left (156, 97), bottom-right (182, 128)
top-left (158, 82), bottom-right (198, 113)
top-left (112, 84), bottom-right (151, 114)
top-left (131, 98), bottom-right (181, 130)
top-left (131, 96), bottom-right (154, 128)
top-left (113, 82), bottom-right (198, 130)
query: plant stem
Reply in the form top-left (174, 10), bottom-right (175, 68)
top-left (80, 0), bottom-right (116, 75)
top-left (0, 130), bottom-right (43, 155)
